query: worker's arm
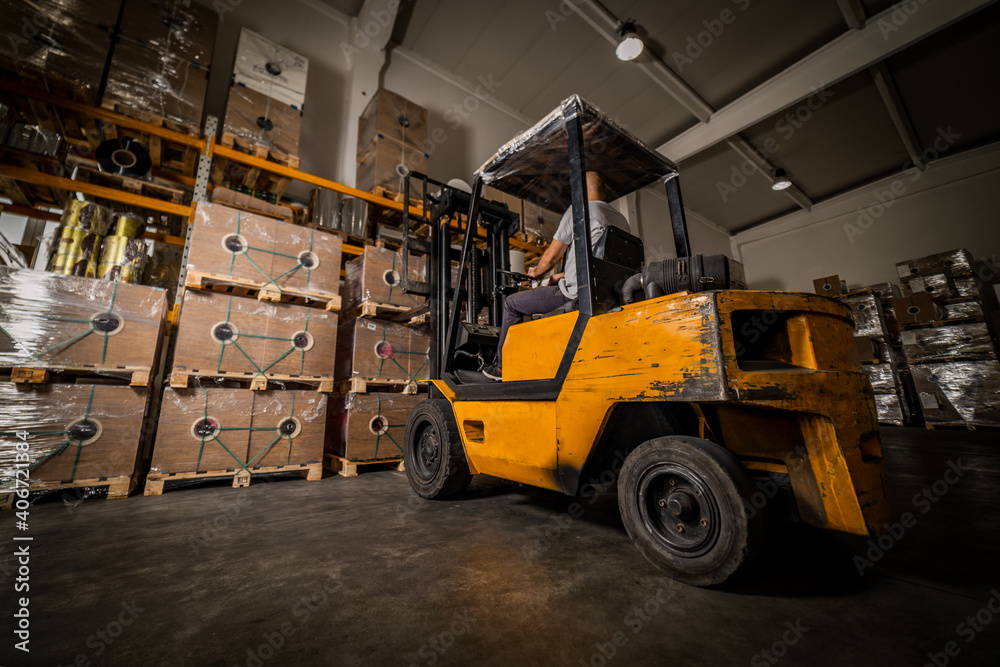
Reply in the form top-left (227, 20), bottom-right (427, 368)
top-left (527, 239), bottom-right (568, 279)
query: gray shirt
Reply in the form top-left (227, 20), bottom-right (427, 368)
top-left (553, 200), bottom-right (631, 300)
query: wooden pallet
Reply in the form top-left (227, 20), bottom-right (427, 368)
top-left (0, 146), bottom-right (72, 207)
top-left (184, 270), bottom-right (341, 311)
top-left (211, 132), bottom-right (299, 200)
top-left (71, 163), bottom-right (188, 205)
top-left (0, 66), bottom-right (102, 149)
top-left (168, 369), bottom-right (334, 392)
top-left (336, 377), bottom-right (424, 394)
top-left (324, 455), bottom-right (404, 478)
top-left (355, 299), bottom-right (426, 323)
top-left (5, 365), bottom-right (152, 387)
top-left (1, 473), bottom-right (136, 510)
top-left (143, 462), bottom-right (322, 496)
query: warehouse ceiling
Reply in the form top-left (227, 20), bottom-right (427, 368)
top-left (380, 0), bottom-right (1000, 234)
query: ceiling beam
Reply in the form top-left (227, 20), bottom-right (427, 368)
top-left (658, 0), bottom-right (996, 163)
top-left (570, 0), bottom-right (810, 211)
top-left (836, 0), bottom-right (926, 170)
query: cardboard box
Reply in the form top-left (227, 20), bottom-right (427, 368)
top-left (896, 248), bottom-right (975, 284)
top-left (358, 88), bottom-right (428, 154)
top-left (873, 393), bottom-right (905, 426)
top-left (232, 28), bottom-right (308, 108)
top-left (0, 266), bottom-right (166, 374)
top-left (327, 392), bottom-right (421, 461)
top-left (813, 275), bottom-right (847, 296)
top-left (172, 291), bottom-right (337, 379)
top-left (911, 360), bottom-right (1000, 425)
top-left (0, 383), bottom-right (146, 491)
top-left (151, 387), bottom-right (326, 474)
top-left (840, 292), bottom-right (887, 339)
top-left (849, 336), bottom-right (880, 365)
top-left (211, 186), bottom-right (293, 222)
top-left (901, 322), bottom-right (997, 363)
top-left (343, 246), bottom-right (427, 312)
top-left (861, 363), bottom-right (897, 393)
top-left (222, 84), bottom-right (302, 157)
top-left (356, 135), bottom-right (428, 194)
top-left (335, 318), bottom-right (430, 382)
top-left (892, 293), bottom-right (938, 325)
top-left (187, 202), bottom-right (342, 299)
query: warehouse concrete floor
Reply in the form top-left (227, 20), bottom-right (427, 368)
top-left (4, 427), bottom-right (1000, 667)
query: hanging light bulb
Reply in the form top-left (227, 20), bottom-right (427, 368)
top-left (616, 20), bottom-right (644, 61)
top-left (772, 168), bottom-right (792, 191)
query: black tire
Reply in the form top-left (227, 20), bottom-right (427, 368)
top-left (618, 436), bottom-right (768, 587)
top-left (404, 399), bottom-right (472, 499)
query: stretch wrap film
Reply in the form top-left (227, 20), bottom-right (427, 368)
top-left (0, 383), bottom-right (146, 492)
top-left (151, 387), bottom-right (326, 474)
top-left (841, 292), bottom-right (887, 339)
top-left (327, 391), bottom-right (421, 462)
top-left (103, 0), bottom-right (217, 131)
top-left (232, 28), bottom-right (308, 108)
top-left (0, 266), bottom-right (166, 372)
top-left (335, 318), bottom-right (430, 383)
top-left (873, 393), bottom-right (904, 426)
top-left (187, 202), bottom-right (342, 299)
top-left (911, 360), bottom-right (1000, 425)
top-left (223, 84), bottom-right (301, 156)
top-left (476, 95), bottom-right (679, 218)
top-left (896, 248), bottom-right (975, 284)
top-left (343, 246), bottom-right (426, 313)
top-left (861, 363), bottom-right (897, 394)
top-left (172, 290), bottom-right (337, 380)
top-left (901, 322), bottom-right (997, 363)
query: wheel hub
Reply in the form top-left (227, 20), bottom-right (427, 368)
top-left (666, 489), bottom-right (697, 521)
top-left (638, 463), bottom-right (721, 558)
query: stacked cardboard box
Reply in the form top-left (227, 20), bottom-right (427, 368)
top-left (892, 249), bottom-right (1000, 428)
top-left (328, 246), bottom-right (431, 466)
top-left (147, 201), bottom-right (341, 492)
top-left (483, 185), bottom-right (563, 242)
top-left (102, 0), bottom-right (218, 133)
top-left (356, 89), bottom-right (428, 196)
top-left (0, 266), bottom-right (167, 504)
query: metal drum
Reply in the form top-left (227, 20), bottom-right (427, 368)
top-left (338, 197), bottom-right (369, 238)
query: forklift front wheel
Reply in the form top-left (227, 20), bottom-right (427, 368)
top-left (404, 399), bottom-right (472, 499)
top-left (618, 436), bottom-right (768, 587)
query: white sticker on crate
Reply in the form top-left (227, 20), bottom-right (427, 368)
top-left (909, 277), bottom-right (926, 293)
top-left (920, 392), bottom-right (939, 410)
top-left (897, 264), bottom-right (911, 278)
top-left (367, 322), bottom-right (377, 330)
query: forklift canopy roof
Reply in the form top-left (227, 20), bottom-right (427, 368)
top-left (475, 95), bottom-right (679, 214)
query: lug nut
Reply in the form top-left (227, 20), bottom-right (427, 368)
top-left (658, 499), bottom-right (667, 507)
top-left (669, 478), bottom-right (676, 486)
top-left (700, 518), bottom-right (708, 527)
top-left (676, 524), bottom-right (685, 533)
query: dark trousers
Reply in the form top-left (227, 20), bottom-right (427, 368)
top-left (497, 285), bottom-right (570, 364)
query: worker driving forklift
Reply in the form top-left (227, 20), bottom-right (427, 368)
top-left (399, 95), bottom-right (891, 587)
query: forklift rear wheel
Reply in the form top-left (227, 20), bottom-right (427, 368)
top-left (404, 399), bottom-right (472, 499)
top-left (618, 436), bottom-right (767, 587)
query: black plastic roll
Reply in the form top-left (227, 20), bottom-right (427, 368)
top-left (96, 138), bottom-right (152, 177)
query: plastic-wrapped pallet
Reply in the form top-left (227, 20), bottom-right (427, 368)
top-left (901, 322), bottom-right (996, 363)
top-left (335, 318), bottom-right (430, 384)
top-left (172, 290), bottom-right (337, 381)
top-left (326, 392), bottom-right (421, 462)
top-left (896, 249), bottom-right (975, 285)
top-left (356, 88), bottom-right (428, 194)
top-left (223, 84), bottom-right (301, 157)
top-left (343, 246), bottom-right (426, 315)
top-left (872, 393), bottom-right (905, 426)
top-left (151, 387), bottom-right (326, 475)
top-left (102, 0), bottom-right (217, 132)
top-left (0, 266), bottom-right (166, 380)
top-left (911, 360), bottom-right (1000, 426)
top-left (0, 383), bottom-right (146, 497)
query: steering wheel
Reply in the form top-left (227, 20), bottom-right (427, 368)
top-left (496, 269), bottom-right (533, 283)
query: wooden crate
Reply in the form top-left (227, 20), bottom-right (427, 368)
top-left (148, 387), bottom-right (327, 484)
top-left (911, 360), bottom-right (1000, 426)
top-left (343, 246), bottom-right (426, 314)
top-left (357, 88), bottom-right (428, 153)
top-left (335, 318), bottom-right (430, 384)
top-left (170, 290), bottom-right (337, 387)
top-left (211, 130), bottom-right (300, 200)
top-left (0, 267), bottom-right (167, 383)
top-left (326, 392), bottom-right (421, 462)
top-left (0, 383), bottom-right (146, 498)
top-left (901, 322), bottom-right (997, 364)
top-left (187, 201), bottom-right (342, 305)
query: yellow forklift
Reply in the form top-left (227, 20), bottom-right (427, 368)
top-left (400, 96), bottom-right (891, 587)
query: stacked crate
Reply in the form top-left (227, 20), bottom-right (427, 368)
top-left (838, 288), bottom-right (913, 426)
top-left (327, 246), bottom-right (431, 475)
top-left (0, 266), bottom-right (166, 507)
top-left (892, 249), bottom-right (1000, 429)
top-left (145, 201), bottom-right (342, 494)
top-left (356, 89), bottom-right (428, 198)
top-left (212, 28), bottom-right (308, 200)
top-left (483, 186), bottom-right (563, 243)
